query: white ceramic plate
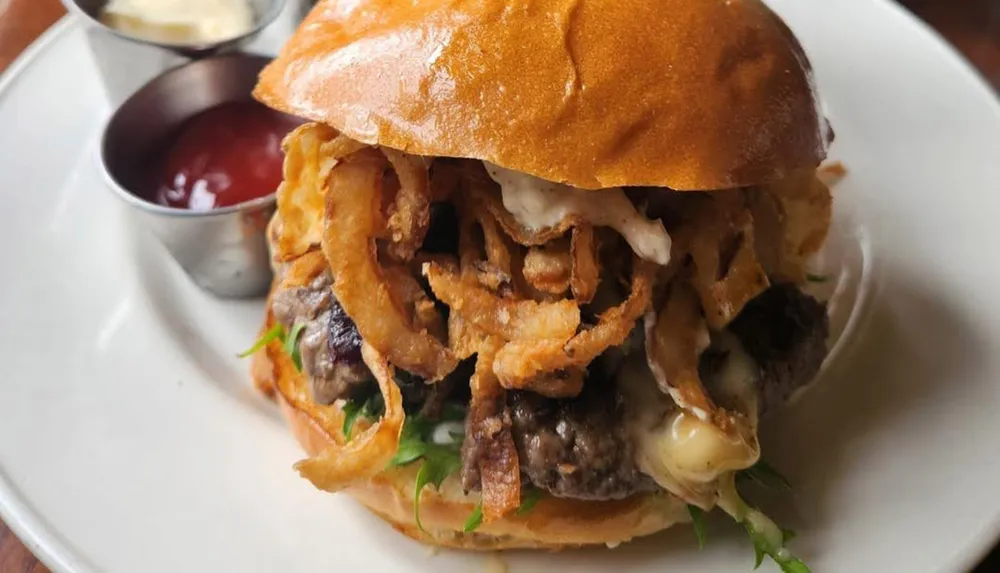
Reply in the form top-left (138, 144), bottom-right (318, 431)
top-left (3, 1), bottom-right (1000, 571)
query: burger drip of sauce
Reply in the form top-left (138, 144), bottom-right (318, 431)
top-left (149, 102), bottom-right (302, 211)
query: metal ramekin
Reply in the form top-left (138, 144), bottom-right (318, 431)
top-left (100, 54), bottom-right (283, 299)
top-left (61, 0), bottom-right (287, 105)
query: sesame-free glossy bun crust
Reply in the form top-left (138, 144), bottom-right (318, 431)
top-left (251, 294), bottom-right (689, 550)
top-left (254, 0), bottom-right (829, 190)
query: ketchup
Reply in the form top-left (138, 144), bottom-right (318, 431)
top-left (151, 101), bottom-right (301, 211)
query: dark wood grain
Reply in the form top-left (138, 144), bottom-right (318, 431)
top-left (1, 0), bottom-right (1000, 571)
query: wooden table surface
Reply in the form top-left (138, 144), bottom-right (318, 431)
top-left (1, 0), bottom-right (1000, 571)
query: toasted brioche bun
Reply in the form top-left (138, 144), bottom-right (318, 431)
top-left (251, 294), bottom-right (688, 550)
top-left (254, 0), bottom-right (829, 191)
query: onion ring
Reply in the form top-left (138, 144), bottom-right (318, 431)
top-left (492, 257), bottom-right (655, 385)
top-left (505, 367), bottom-right (585, 398)
top-left (382, 148), bottom-right (431, 261)
top-left (689, 202), bottom-right (769, 329)
top-left (322, 149), bottom-right (457, 381)
top-left (466, 338), bottom-right (521, 522)
top-left (295, 343), bottom-right (405, 492)
top-left (272, 123), bottom-right (367, 262)
top-left (523, 240), bottom-right (572, 295)
top-left (424, 261), bottom-right (580, 341)
top-left (643, 282), bottom-right (758, 457)
top-left (382, 264), bottom-right (447, 341)
top-left (570, 225), bottom-right (600, 303)
top-left (643, 281), bottom-right (715, 416)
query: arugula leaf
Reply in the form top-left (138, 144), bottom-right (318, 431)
top-left (687, 505), bottom-right (708, 550)
top-left (383, 413), bottom-right (465, 532)
top-left (341, 400), bottom-right (364, 440)
top-left (739, 460), bottom-right (792, 491)
top-left (237, 323), bottom-right (286, 358)
top-left (806, 273), bottom-right (829, 283)
top-left (283, 322), bottom-right (307, 371)
top-left (342, 393), bottom-right (385, 441)
top-left (388, 415), bottom-right (436, 467)
top-left (744, 516), bottom-right (811, 573)
top-left (463, 503), bottom-right (484, 533)
top-left (413, 448), bottom-right (462, 532)
top-left (516, 488), bottom-right (543, 516)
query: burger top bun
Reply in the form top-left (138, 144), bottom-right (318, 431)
top-left (255, 0), bottom-right (829, 191)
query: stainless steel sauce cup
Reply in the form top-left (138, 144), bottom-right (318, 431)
top-left (61, 0), bottom-right (287, 106)
top-left (101, 54), bottom-right (283, 299)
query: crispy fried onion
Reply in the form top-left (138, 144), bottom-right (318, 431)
top-left (273, 123), bottom-right (367, 262)
top-left (750, 172), bottom-right (833, 284)
top-left (570, 225), bottom-right (600, 303)
top-left (382, 264), bottom-right (446, 341)
top-left (465, 338), bottom-right (522, 522)
top-left (523, 238), bottom-right (572, 295)
top-left (688, 193), bottom-right (770, 329)
top-left (424, 261), bottom-right (580, 341)
top-left (322, 149), bottom-right (457, 381)
top-left (643, 282), bottom-right (758, 462)
top-left (382, 148), bottom-right (431, 261)
top-left (294, 343), bottom-right (405, 492)
top-left (492, 257), bottom-right (656, 389)
top-left (436, 162), bottom-right (576, 246)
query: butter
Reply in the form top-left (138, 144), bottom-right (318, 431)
top-left (100, 0), bottom-right (254, 45)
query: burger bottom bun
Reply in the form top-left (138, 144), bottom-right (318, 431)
top-left (253, 315), bottom-right (690, 551)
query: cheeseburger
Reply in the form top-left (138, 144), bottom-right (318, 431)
top-left (246, 0), bottom-right (832, 568)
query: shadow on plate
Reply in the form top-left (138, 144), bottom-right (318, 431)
top-left (127, 217), bottom-right (285, 426)
top-left (754, 264), bottom-right (987, 562)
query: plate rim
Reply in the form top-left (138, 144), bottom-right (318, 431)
top-left (0, 17), bottom-right (100, 573)
top-left (3, 3), bottom-right (1000, 572)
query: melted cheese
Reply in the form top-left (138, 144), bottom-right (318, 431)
top-left (484, 163), bottom-right (672, 265)
top-left (101, 0), bottom-right (254, 45)
top-left (620, 336), bottom-right (761, 508)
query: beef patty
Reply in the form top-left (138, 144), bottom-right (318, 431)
top-left (728, 283), bottom-right (830, 414)
top-left (271, 272), bottom-right (370, 405)
top-left (506, 381), bottom-right (658, 501)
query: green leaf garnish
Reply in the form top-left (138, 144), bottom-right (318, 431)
top-left (806, 273), bottom-right (829, 283)
top-left (516, 488), bottom-right (543, 516)
top-left (751, 530), bottom-right (765, 569)
top-left (342, 393), bottom-right (384, 441)
top-left (283, 322), bottom-right (306, 371)
top-left (383, 413), bottom-right (464, 532)
top-left (719, 478), bottom-right (810, 573)
top-left (413, 449), bottom-right (461, 532)
top-left (687, 505), bottom-right (708, 550)
top-left (744, 515), bottom-right (811, 573)
top-left (781, 527), bottom-right (798, 543)
top-left (237, 323), bottom-right (285, 358)
top-left (739, 460), bottom-right (792, 491)
top-left (463, 503), bottom-right (484, 533)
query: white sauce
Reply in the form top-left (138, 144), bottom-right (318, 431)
top-left (484, 163), bottom-right (672, 265)
top-left (431, 421), bottom-right (464, 446)
top-left (101, 0), bottom-right (254, 45)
